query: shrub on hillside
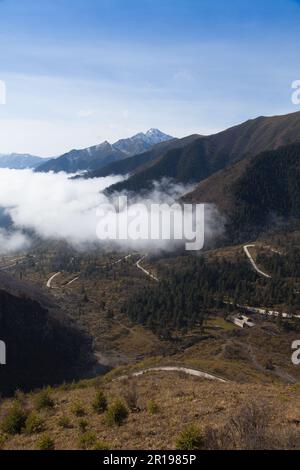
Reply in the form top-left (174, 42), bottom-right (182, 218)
top-left (91, 440), bottom-right (110, 450)
top-left (58, 414), bottom-right (72, 429)
top-left (175, 424), bottom-right (204, 450)
top-left (37, 434), bottom-right (55, 450)
top-left (92, 390), bottom-right (108, 414)
top-left (35, 388), bottom-right (54, 410)
top-left (1, 403), bottom-right (28, 435)
top-left (79, 431), bottom-right (97, 450)
top-left (25, 412), bottom-right (44, 434)
top-left (71, 401), bottom-right (86, 417)
top-left (105, 399), bottom-right (129, 426)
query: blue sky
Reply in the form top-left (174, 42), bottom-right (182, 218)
top-left (0, 0), bottom-right (300, 156)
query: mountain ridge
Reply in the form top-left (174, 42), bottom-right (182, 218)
top-left (184, 141), bottom-right (300, 242)
top-left (105, 111), bottom-right (300, 194)
top-left (35, 129), bottom-right (174, 174)
top-left (81, 134), bottom-right (200, 180)
top-left (0, 154), bottom-right (50, 170)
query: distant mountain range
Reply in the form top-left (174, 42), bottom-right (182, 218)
top-left (105, 111), bottom-right (300, 194)
top-left (0, 153), bottom-right (50, 170)
top-left (3, 112), bottom-right (300, 243)
top-left (35, 129), bottom-right (174, 174)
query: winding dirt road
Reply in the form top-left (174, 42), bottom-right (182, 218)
top-left (46, 254), bottom-right (133, 289)
top-left (65, 276), bottom-right (79, 286)
top-left (243, 245), bottom-right (271, 279)
top-left (136, 255), bottom-right (159, 282)
top-left (46, 272), bottom-right (61, 288)
top-left (113, 254), bottom-right (132, 265)
top-left (117, 366), bottom-right (228, 383)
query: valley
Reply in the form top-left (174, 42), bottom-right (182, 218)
top-left (1, 111), bottom-right (300, 450)
top-left (2, 0), bottom-right (300, 455)
top-left (3, 229), bottom-right (300, 384)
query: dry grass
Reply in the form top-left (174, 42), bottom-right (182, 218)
top-left (0, 371), bottom-right (299, 450)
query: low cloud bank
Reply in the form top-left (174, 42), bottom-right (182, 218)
top-left (0, 228), bottom-right (30, 255)
top-left (0, 169), bottom-right (224, 254)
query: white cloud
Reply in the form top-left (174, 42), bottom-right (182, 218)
top-left (0, 169), bottom-right (124, 246)
top-left (0, 169), bottom-right (224, 253)
top-left (0, 229), bottom-right (30, 254)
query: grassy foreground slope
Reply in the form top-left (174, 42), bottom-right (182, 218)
top-left (0, 370), bottom-right (299, 450)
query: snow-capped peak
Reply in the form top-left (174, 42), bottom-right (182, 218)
top-left (146, 128), bottom-right (165, 137)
